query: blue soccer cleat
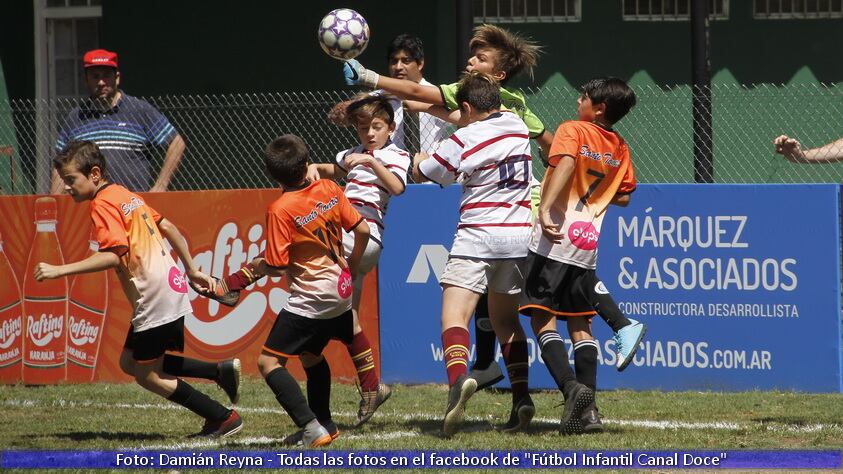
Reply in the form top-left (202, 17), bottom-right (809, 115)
top-left (614, 319), bottom-right (646, 372)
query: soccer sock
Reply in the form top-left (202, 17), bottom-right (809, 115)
top-left (162, 355), bottom-right (218, 380)
top-left (347, 331), bottom-right (378, 392)
top-left (586, 277), bottom-right (631, 332)
top-left (573, 339), bottom-right (599, 392)
top-left (304, 358), bottom-right (332, 424)
top-left (471, 295), bottom-right (497, 371)
top-left (537, 330), bottom-right (578, 395)
top-left (442, 326), bottom-right (470, 387)
top-left (224, 252), bottom-right (266, 292)
top-left (265, 366), bottom-right (315, 427)
top-left (500, 340), bottom-right (529, 402)
top-left (167, 379), bottom-right (230, 421)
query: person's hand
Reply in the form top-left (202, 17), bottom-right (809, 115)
top-left (413, 152), bottom-right (430, 167)
top-left (773, 135), bottom-right (806, 162)
top-left (305, 164), bottom-right (322, 182)
top-left (538, 207), bottom-right (564, 242)
top-left (343, 60), bottom-right (379, 88)
top-left (327, 100), bottom-right (351, 125)
top-left (187, 269), bottom-right (215, 293)
top-left (33, 262), bottom-right (62, 281)
top-left (343, 153), bottom-right (375, 169)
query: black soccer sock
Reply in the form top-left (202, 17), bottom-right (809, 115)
top-left (573, 339), bottom-right (599, 392)
top-left (265, 366), bottom-right (315, 428)
top-left (304, 358), bottom-right (332, 424)
top-left (471, 295), bottom-right (497, 370)
top-left (537, 330), bottom-right (578, 395)
top-left (167, 379), bottom-right (230, 421)
top-left (583, 274), bottom-right (631, 333)
top-left (162, 355), bottom-right (218, 380)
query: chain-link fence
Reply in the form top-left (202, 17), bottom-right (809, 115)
top-left (1, 83), bottom-right (842, 195)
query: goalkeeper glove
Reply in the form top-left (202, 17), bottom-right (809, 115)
top-left (343, 59), bottom-right (379, 88)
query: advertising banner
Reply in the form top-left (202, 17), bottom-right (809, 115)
top-left (378, 184), bottom-right (842, 392)
top-left (0, 190), bottom-right (379, 384)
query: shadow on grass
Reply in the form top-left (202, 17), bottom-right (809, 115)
top-left (31, 431), bottom-right (167, 442)
top-left (751, 416), bottom-right (824, 426)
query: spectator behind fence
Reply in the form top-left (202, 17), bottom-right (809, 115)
top-left (774, 135), bottom-right (843, 163)
top-left (51, 49), bottom-right (186, 194)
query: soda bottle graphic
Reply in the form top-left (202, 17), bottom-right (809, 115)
top-left (22, 197), bottom-right (68, 384)
top-left (66, 230), bottom-right (108, 383)
top-left (0, 229), bottom-right (23, 383)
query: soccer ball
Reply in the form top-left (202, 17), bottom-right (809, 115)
top-left (317, 8), bottom-right (370, 60)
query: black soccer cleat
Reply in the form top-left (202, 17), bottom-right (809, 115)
top-left (442, 374), bottom-right (478, 437)
top-left (189, 277), bottom-right (241, 307)
top-left (581, 402), bottom-right (604, 434)
top-left (469, 362), bottom-right (505, 391)
top-left (498, 394), bottom-right (535, 434)
top-left (560, 383), bottom-right (594, 435)
top-left (216, 359), bottom-right (241, 404)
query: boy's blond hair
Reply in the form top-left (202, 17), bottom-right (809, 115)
top-left (470, 24), bottom-right (541, 83)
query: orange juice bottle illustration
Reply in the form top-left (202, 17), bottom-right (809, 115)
top-left (0, 229), bottom-right (23, 383)
top-left (66, 230), bottom-right (108, 383)
top-left (22, 197), bottom-right (68, 384)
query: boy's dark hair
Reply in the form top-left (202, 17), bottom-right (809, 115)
top-left (456, 71), bottom-right (502, 113)
top-left (470, 24), bottom-right (540, 84)
top-left (345, 93), bottom-right (395, 126)
top-left (581, 77), bottom-right (637, 124)
top-left (53, 140), bottom-right (107, 176)
top-left (387, 34), bottom-right (424, 63)
top-left (264, 134), bottom-right (309, 187)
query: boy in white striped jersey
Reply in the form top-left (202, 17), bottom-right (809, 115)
top-left (412, 71), bottom-right (533, 437)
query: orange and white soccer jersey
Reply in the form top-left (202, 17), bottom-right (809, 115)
top-left (419, 111), bottom-right (533, 259)
top-left (336, 141), bottom-right (410, 246)
top-left (90, 183), bottom-right (191, 332)
top-left (264, 179), bottom-right (364, 319)
top-left (531, 120), bottom-right (637, 269)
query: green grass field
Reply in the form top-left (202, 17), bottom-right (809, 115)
top-left (1, 378), bottom-right (842, 472)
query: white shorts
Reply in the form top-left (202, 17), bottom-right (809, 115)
top-left (342, 228), bottom-right (382, 295)
top-left (439, 256), bottom-right (526, 295)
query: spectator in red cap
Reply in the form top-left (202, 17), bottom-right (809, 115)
top-left (51, 49), bottom-right (186, 193)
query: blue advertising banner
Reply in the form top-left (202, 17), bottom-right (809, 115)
top-left (379, 184), bottom-right (842, 392)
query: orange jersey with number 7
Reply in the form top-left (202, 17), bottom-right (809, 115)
top-left (531, 120), bottom-right (636, 270)
top-left (264, 179), bottom-right (364, 320)
top-left (90, 183), bottom-right (192, 332)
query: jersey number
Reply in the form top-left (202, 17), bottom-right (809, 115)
top-left (498, 159), bottom-right (529, 189)
top-left (575, 169), bottom-right (606, 212)
top-left (314, 221), bottom-right (343, 264)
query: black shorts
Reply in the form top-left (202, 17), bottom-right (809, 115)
top-left (519, 251), bottom-right (598, 319)
top-left (124, 317), bottom-right (185, 362)
top-left (262, 309), bottom-right (354, 358)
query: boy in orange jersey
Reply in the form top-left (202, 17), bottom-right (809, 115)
top-left (519, 77), bottom-right (645, 435)
top-left (35, 140), bottom-right (242, 438)
top-left (249, 134), bottom-right (370, 448)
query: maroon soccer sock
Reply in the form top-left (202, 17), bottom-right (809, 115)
top-left (347, 331), bottom-right (378, 392)
top-left (442, 326), bottom-right (470, 387)
top-left (223, 254), bottom-right (265, 291)
top-left (501, 340), bottom-right (529, 402)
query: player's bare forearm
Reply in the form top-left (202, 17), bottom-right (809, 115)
top-left (158, 217), bottom-right (197, 272)
top-left (367, 159), bottom-right (405, 195)
top-left (34, 251), bottom-right (119, 281)
top-left (803, 137), bottom-right (843, 163)
top-left (348, 221), bottom-right (370, 278)
top-left (536, 130), bottom-right (553, 162)
top-left (418, 104), bottom-right (460, 125)
top-left (376, 76), bottom-right (443, 104)
top-left (540, 155), bottom-right (575, 214)
top-left (151, 134), bottom-right (185, 192)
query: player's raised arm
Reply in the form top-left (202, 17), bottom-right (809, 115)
top-left (344, 60), bottom-right (443, 105)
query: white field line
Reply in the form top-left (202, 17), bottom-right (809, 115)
top-left (4, 398), bottom-right (841, 437)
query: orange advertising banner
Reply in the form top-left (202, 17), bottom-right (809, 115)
top-left (0, 190), bottom-right (380, 384)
